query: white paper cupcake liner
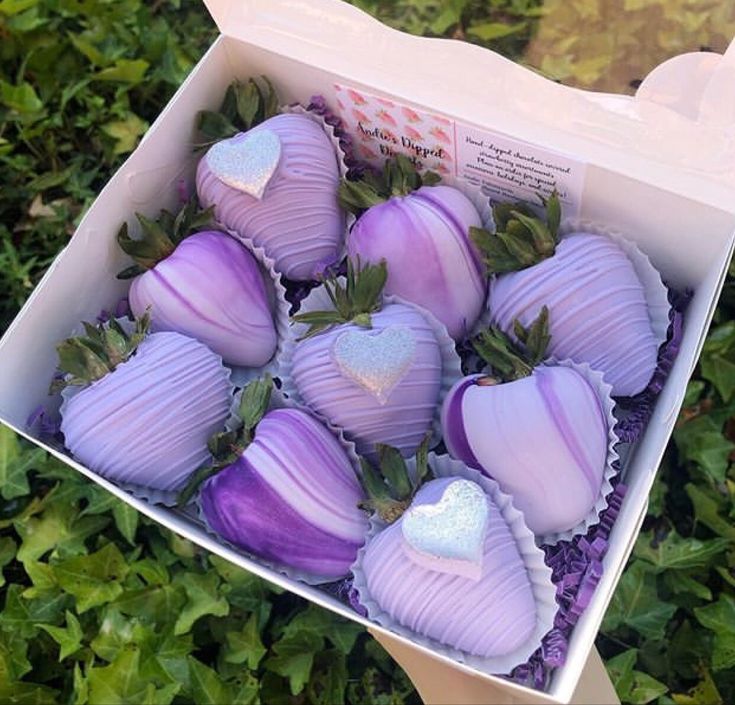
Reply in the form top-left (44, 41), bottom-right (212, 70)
top-left (560, 218), bottom-right (671, 351)
top-left (58, 317), bottom-right (235, 507)
top-left (351, 452), bottom-right (557, 676)
top-left (195, 386), bottom-right (366, 586)
top-left (278, 284), bottom-right (463, 453)
top-left (538, 358), bottom-right (621, 545)
top-left (217, 236), bottom-right (291, 388)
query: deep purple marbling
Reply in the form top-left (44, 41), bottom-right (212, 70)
top-left (60, 332), bottom-right (231, 492)
top-left (196, 113), bottom-right (345, 281)
top-left (290, 303), bottom-right (443, 458)
top-left (200, 408), bottom-right (368, 579)
top-left (129, 231), bottom-right (277, 367)
top-left (347, 185), bottom-right (486, 340)
top-left (361, 477), bottom-right (538, 658)
top-left (442, 367), bottom-right (609, 535)
top-left (489, 233), bottom-right (660, 396)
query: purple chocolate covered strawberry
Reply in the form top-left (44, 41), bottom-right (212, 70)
top-left (56, 314), bottom-right (231, 493)
top-left (285, 260), bottom-right (446, 458)
top-left (441, 309), bottom-right (615, 536)
top-left (195, 79), bottom-right (344, 280)
top-left (118, 199), bottom-right (277, 368)
top-left (473, 193), bottom-right (668, 396)
top-left (354, 448), bottom-right (552, 663)
top-left (342, 155), bottom-right (486, 340)
top-left (191, 377), bottom-right (368, 581)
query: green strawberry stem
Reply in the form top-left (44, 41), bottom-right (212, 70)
top-left (195, 76), bottom-right (279, 149)
top-left (51, 312), bottom-right (151, 394)
top-left (116, 197), bottom-right (215, 279)
top-left (291, 258), bottom-right (388, 339)
top-left (470, 191), bottom-right (562, 275)
top-left (359, 436), bottom-right (432, 524)
top-left (177, 375), bottom-right (273, 506)
top-left (472, 305), bottom-right (551, 382)
top-left (338, 154), bottom-right (441, 216)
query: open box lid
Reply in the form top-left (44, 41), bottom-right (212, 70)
top-left (203, 0), bottom-right (735, 212)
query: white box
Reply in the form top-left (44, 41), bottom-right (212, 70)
top-left (1, 2), bottom-right (735, 702)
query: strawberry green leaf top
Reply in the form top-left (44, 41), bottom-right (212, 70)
top-left (338, 155), bottom-right (441, 216)
top-left (291, 258), bottom-right (389, 339)
top-left (51, 313), bottom-right (151, 394)
top-left (471, 191), bottom-right (561, 275)
top-left (472, 306), bottom-right (550, 382)
top-left (116, 197), bottom-right (215, 279)
top-left (195, 76), bottom-right (280, 149)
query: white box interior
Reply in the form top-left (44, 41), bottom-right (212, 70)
top-left (1, 18), bottom-right (734, 705)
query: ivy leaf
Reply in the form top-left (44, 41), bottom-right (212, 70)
top-left (674, 415), bottom-right (734, 483)
top-left (265, 631), bottom-right (324, 695)
top-left (187, 657), bottom-right (233, 705)
top-left (663, 571), bottom-right (713, 601)
top-left (634, 529), bottom-right (730, 572)
top-left (93, 59), bottom-right (149, 84)
top-left (0, 537), bottom-right (16, 587)
top-left (685, 483), bottom-right (735, 540)
top-left (0, 426), bottom-right (47, 500)
top-left (90, 607), bottom-right (136, 662)
top-left (602, 561), bottom-right (677, 640)
top-left (224, 614), bottom-right (267, 669)
top-left (281, 605), bottom-right (363, 655)
top-left (307, 649), bottom-right (349, 705)
top-left (52, 543), bottom-right (130, 613)
top-left (606, 649), bottom-right (668, 704)
top-left (112, 502), bottom-right (139, 545)
top-left (694, 594), bottom-right (735, 671)
top-left (172, 572), bottom-right (229, 635)
top-left (672, 668), bottom-right (723, 705)
top-left (87, 649), bottom-right (150, 703)
top-left (0, 584), bottom-right (68, 639)
top-left (101, 114), bottom-right (148, 155)
top-left (38, 610), bottom-right (83, 660)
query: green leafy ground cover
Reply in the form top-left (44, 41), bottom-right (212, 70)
top-left (1, 0), bottom-right (734, 702)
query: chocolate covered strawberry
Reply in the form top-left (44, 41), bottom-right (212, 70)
top-left (474, 193), bottom-right (667, 396)
top-left (441, 309), bottom-right (616, 536)
top-left (285, 260), bottom-right (447, 458)
top-left (118, 199), bottom-right (277, 368)
top-left (56, 314), bottom-right (231, 493)
top-left (342, 155), bottom-right (486, 340)
top-left (190, 376), bottom-right (369, 581)
top-left (196, 78), bottom-right (345, 280)
top-left (354, 449), bottom-right (553, 663)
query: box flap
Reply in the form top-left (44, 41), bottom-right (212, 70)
top-left (203, 0), bottom-right (735, 213)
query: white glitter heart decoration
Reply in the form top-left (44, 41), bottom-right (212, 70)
top-left (205, 129), bottom-right (281, 199)
top-left (402, 479), bottom-right (489, 578)
top-left (332, 326), bottom-right (416, 404)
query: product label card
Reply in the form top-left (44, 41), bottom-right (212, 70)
top-left (333, 84), bottom-right (587, 217)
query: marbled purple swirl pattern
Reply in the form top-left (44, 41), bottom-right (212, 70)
top-left (290, 304), bottom-right (442, 457)
top-left (196, 114), bottom-right (344, 281)
top-left (362, 477), bottom-right (537, 658)
top-left (129, 231), bottom-right (276, 367)
top-left (442, 366), bottom-right (608, 535)
top-left (200, 408), bottom-right (368, 579)
top-left (60, 332), bottom-right (231, 491)
top-left (347, 185), bottom-right (486, 340)
top-left (489, 233), bottom-right (659, 396)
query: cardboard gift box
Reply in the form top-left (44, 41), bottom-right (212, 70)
top-left (2, 1), bottom-right (735, 702)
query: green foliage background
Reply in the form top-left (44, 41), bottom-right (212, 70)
top-left (1, 0), bottom-right (734, 703)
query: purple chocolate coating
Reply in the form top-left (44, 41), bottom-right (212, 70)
top-left (347, 185), bottom-right (486, 340)
top-left (290, 303), bottom-right (442, 458)
top-left (362, 478), bottom-right (538, 658)
top-left (60, 332), bottom-right (231, 491)
top-left (200, 408), bottom-right (368, 579)
top-left (442, 367), bottom-right (609, 535)
top-left (196, 114), bottom-right (345, 281)
top-left (489, 233), bottom-right (659, 396)
top-left (129, 231), bottom-right (277, 367)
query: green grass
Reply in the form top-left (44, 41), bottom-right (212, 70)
top-left (1, 1), bottom-right (734, 703)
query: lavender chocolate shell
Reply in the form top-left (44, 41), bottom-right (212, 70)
top-left (200, 408), bottom-right (368, 580)
top-left (347, 185), bottom-right (486, 340)
top-left (442, 366), bottom-right (611, 535)
top-left (490, 233), bottom-right (660, 397)
top-left (289, 303), bottom-right (443, 457)
top-left (60, 332), bottom-right (231, 492)
top-left (129, 231), bottom-right (277, 368)
top-left (196, 113), bottom-right (344, 281)
top-left (360, 477), bottom-right (539, 659)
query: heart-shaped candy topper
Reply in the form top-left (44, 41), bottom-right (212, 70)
top-left (332, 326), bottom-right (416, 404)
top-left (402, 479), bottom-right (489, 581)
top-left (206, 129), bottom-right (281, 199)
